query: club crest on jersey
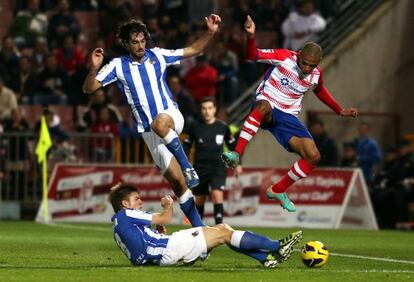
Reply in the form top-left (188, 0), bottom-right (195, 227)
top-left (281, 78), bottom-right (289, 86)
top-left (97, 64), bottom-right (109, 75)
top-left (149, 59), bottom-right (156, 64)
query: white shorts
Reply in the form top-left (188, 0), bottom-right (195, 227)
top-left (160, 227), bottom-right (208, 266)
top-left (142, 108), bottom-right (185, 174)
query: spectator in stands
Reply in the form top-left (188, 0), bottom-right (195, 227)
top-left (309, 120), bottom-right (338, 166)
top-left (281, 0), bottom-right (326, 51)
top-left (188, 0), bottom-right (218, 22)
top-left (159, 0), bottom-right (189, 23)
top-left (252, 0), bottom-right (284, 31)
top-left (78, 88), bottom-right (122, 131)
top-left (211, 42), bottom-right (239, 107)
top-left (2, 107), bottom-right (31, 199)
top-left (185, 55), bottom-right (218, 103)
top-left (168, 75), bottom-right (197, 125)
top-left (146, 17), bottom-right (163, 45)
top-left (55, 34), bottom-right (86, 76)
top-left (9, 0), bottom-right (48, 47)
top-left (35, 54), bottom-right (70, 105)
top-left (372, 146), bottom-right (400, 190)
top-left (0, 76), bottom-right (18, 121)
top-left (0, 36), bottom-right (21, 85)
top-left (48, 0), bottom-right (81, 49)
top-left (340, 141), bottom-right (358, 167)
top-left (9, 56), bottom-right (39, 104)
top-left (35, 107), bottom-right (69, 143)
top-left (99, 0), bottom-right (131, 53)
top-left (371, 142), bottom-right (414, 228)
top-left (32, 37), bottom-right (50, 74)
top-left (140, 0), bottom-right (159, 21)
top-left (70, 0), bottom-right (100, 11)
top-left (354, 122), bottom-right (382, 185)
top-left (90, 106), bottom-right (119, 162)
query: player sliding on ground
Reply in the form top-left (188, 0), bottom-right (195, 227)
top-left (221, 15), bottom-right (358, 212)
top-left (109, 183), bottom-right (302, 268)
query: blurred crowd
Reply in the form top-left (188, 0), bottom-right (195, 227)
top-left (0, 0), bottom-right (335, 130)
top-left (309, 119), bottom-right (414, 229)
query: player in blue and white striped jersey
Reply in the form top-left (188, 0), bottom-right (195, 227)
top-left (110, 183), bottom-right (303, 267)
top-left (83, 15), bottom-right (222, 227)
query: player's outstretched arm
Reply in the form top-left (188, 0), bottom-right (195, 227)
top-left (82, 48), bottom-right (104, 94)
top-left (152, 195), bottom-right (174, 225)
top-left (183, 14), bottom-right (221, 58)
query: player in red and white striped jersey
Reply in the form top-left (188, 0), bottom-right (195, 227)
top-left (222, 15), bottom-right (358, 212)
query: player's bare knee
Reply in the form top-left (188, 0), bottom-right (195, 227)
top-left (214, 224), bottom-right (233, 244)
top-left (151, 119), bottom-right (165, 135)
top-left (307, 150), bottom-right (321, 165)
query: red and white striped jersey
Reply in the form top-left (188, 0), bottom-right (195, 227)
top-left (254, 48), bottom-right (322, 116)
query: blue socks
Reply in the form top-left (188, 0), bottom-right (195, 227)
top-left (163, 129), bottom-right (192, 170)
top-left (179, 190), bottom-right (204, 227)
top-left (229, 246), bottom-right (269, 262)
top-left (238, 231), bottom-right (280, 252)
top-left (229, 230), bottom-right (280, 262)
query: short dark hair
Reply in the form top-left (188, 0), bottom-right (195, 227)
top-left (109, 183), bottom-right (140, 212)
top-left (117, 19), bottom-right (152, 48)
top-left (200, 96), bottom-right (216, 107)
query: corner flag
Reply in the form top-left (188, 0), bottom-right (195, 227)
top-left (35, 116), bottom-right (52, 223)
top-left (35, 116), bottom-right (52, 164)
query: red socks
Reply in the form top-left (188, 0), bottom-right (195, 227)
top-left (271, 159), bottom-right (315, 193)
top-left (235, 109), bottom-right (264, 156)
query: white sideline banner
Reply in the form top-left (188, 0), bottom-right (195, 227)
top-left (36, 164), bottom-right (378, 230)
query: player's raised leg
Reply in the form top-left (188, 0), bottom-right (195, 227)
top-left (267, 137), bottom-right (319, 212)
top-left (151, 113), bottom-right (199, 188)
top-left (221, 100), bottom-right (272, 168)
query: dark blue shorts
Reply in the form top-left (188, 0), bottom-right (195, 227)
top-left (261, 108), bottom-right (313, 152)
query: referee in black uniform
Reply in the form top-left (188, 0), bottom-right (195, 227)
top-left (184, 96), bottom-right (241, 224)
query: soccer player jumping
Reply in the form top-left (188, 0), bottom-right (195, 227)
top-left (83, 15), bottom-right (221, 227)
top-left (221, 15), bottom-right (358, 212)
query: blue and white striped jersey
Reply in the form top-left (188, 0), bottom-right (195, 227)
top-left (96, 47), bottom-right (184, 133)
top-left (111, 208), bottom-right (169, 265)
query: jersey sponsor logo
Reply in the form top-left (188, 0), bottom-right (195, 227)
top-left (280, 77), bottom-right (302, 93)
top-left (281, 78), bottom-right (289, 86)
top-left (215, 134), bottom-right (224, 145)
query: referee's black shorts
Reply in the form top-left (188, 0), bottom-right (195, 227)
top-left (192, 165), bottom-right (227, 196)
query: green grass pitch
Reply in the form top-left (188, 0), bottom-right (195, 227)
top-left (0, 222), bottom-right (413, 281)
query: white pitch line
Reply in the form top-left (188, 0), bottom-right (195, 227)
top-left (329, 252), bottom-right (414, 265)
top-left (46, 223), bottom-right (414, 266)
top-left (293, 248), bottom-right (414, 265)
top-left (46, 222), bottom-right (109, 232)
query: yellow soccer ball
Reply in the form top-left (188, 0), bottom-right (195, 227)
top-left (301, 241), bottom-right (329, 268)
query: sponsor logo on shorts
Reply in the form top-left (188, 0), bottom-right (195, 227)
top-left (192, 231), bottom-right (199, 237)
